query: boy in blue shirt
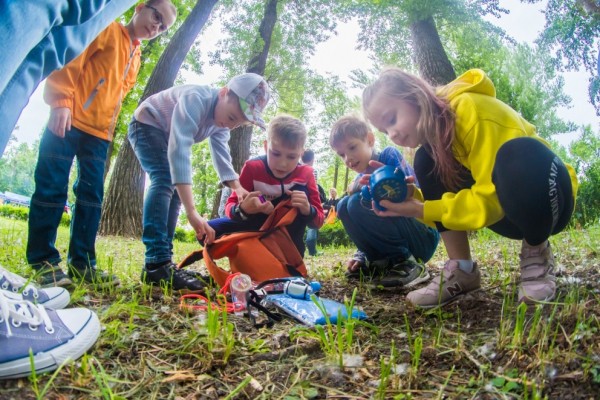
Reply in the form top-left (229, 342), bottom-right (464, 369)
top-left (129, 73), bottom-right (270, 293)
top-left (330, 115), bottom-right (439, 288)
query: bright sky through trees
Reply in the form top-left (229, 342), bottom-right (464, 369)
top-left (10, 0), bottom-right (597, 148)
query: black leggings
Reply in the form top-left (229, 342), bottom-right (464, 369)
top-left (414, 137), bottom-right (574, 246)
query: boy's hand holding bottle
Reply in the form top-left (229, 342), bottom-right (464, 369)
top-left (239, 191), bottom-right (274, 215)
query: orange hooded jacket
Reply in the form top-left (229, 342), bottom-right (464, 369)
top-left (44, 22), bottom-right (141, 141)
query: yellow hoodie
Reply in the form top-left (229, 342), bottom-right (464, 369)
top-left (44, 22), bottom-right (141, 141)
top-left (421, 69), bottom-right (578, 231)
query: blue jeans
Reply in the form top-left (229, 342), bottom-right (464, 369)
top-left (337, 193), bottom-right (440, 263)
top-left (128, 120), bottom-right (181, 265)
top-left (305, 228), bottom-right (318, 255)
top-left (27, 126), bottom-right (109, 268)
top-left (0, 0), bottom-right (136, 156)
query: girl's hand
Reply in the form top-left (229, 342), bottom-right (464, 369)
top-left (373, 195), bottom-right (424, 219)
top-left (286, 190), bottom-right (311, 215)
top-left (240, 191), bottom-right (274, 215)
top-left (47, 107), bottom-right (72, 138)
top-left (187, 210), bottom-right (215, 244)
top-left (358, 160), bottom-right (386, 186)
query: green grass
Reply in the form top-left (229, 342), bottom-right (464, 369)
top-left (1, 216), bottom-right (600, 399)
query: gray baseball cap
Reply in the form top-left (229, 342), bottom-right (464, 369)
top-left (227, 73), bottom-right (270, 130)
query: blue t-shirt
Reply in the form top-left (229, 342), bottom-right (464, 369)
top-left (350, 146), bottom-right (418, 194)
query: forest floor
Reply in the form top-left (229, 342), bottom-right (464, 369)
top-left (1, 217), bottom-right (599, 399)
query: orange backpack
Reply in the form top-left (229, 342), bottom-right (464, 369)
top-left (178, 200), bottom-right (308, 287)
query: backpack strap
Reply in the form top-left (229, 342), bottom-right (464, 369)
top-left (177, 249), bottom-right (204, 269)
top-left (247, 290), bottom-right (283, 328)
top-left (260, 199), bottom-right (298, 231)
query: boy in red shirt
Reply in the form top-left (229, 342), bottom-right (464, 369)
top-left (209, 115), bottom-right (324, 256)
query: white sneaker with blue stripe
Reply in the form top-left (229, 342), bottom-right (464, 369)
top-left (0, 265), bottom-right (70, 309)
top-left (0, 290), bottom-right (100, 379)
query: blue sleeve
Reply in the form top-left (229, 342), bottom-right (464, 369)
top-left (379, 146), bottom-right (420, 187)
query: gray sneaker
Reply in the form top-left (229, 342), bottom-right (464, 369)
top-left (0, 290), bottom-right (100, 379)
top-left (31, 262), bottom-right (73, 288)
top-left (370, 257), bottom-right (431, 288)
top-left (518, 241), bottom-right (556, 304)
top-left (406, 261), bottom-right (481, 309)
top-left (0, 266), bottom-right (70, 309)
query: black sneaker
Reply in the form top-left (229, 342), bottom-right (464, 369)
top-left (141, 262), bottom-right (207, 293)
top-left (370, 257), bottom-right (431, 288)
top-left (68, 265), bottom-right (120, 287)
top-left (32, 262), bottom-right (73, 288)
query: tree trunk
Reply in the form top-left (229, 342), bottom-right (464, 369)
top-left (100, 142), bottom-right (144, 236)
top-left (103, 141), bottom-right (114, 183)
top-left (333, 157), bottom-right (339, 189)
top-left (100, 0), bottom-right (220, 237)
top-left (343, 166), bottom-right (350, 196)
top-left (410, 16), bottom-right (456, 85)
top-left (213, 0), bottom-right (279, 214)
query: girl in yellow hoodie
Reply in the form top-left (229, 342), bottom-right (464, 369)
top-left (362, 68), bottom-right (578, 308)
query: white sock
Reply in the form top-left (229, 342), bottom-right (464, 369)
top-left (456, 259), bottom-right (474, 273)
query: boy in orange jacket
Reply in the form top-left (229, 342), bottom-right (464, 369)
top-left (26, 1), bottom-right (177, 287)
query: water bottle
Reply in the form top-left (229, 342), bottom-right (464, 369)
top-left (284, 279), bottom-right (321, 300)
top-left (230, 273), bottom-right (253, 316)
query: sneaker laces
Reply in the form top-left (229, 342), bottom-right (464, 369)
top-left (170, 264), bottom-right (202, 283)
top-left (0, 265), bottom-right (39, 298)
top-left (0, 290), bottom-right (52, 337)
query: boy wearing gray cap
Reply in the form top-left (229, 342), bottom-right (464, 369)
top-left (128, 73), bottom-right (270, 293)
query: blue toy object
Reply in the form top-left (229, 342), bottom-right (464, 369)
top-left (361, 165), bottom-right (407, 211)
top-left (265, 293), bottom-right (368, 326)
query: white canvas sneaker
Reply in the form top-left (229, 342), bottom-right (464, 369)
top-left (0, 290), bottom-right (100, 379)
top-left (0, 265), bottom-right (70, 309)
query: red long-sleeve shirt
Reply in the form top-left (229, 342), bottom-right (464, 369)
top-left (225, 155), bottom-right (324, 229)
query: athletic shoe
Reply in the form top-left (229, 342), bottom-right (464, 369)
top-left (370, 257), bottom-right (431, 288)
top-left (0, 266), bottom-right (70, 310)
top-left (518, 240), bottom-right (556, 304)
top-left (0, 290), bottom-right (100, 379)
top-left (141, 262), bottom-right (207, 294)
top-left (68, 265), bottom-right (120, 287)
top-left (31, 262), bottom-right (73, 288)
top-left (406, 260), bottom-right (481, 309)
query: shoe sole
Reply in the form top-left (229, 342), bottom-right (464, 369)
top-left (147, 285), bottom-right (206, 299)
top-left (69, 275), bottom-right (121, 289)
top-left (519, 292), bottom-right (556, 305)
top-left (0, 310), bottom-right (101, 379)
top-left (411, 287), bottom-right (482, 309)
top-left (40, 277), bottom-right (74, 289)
top-left (39, 290), bottom-right (71, 310)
